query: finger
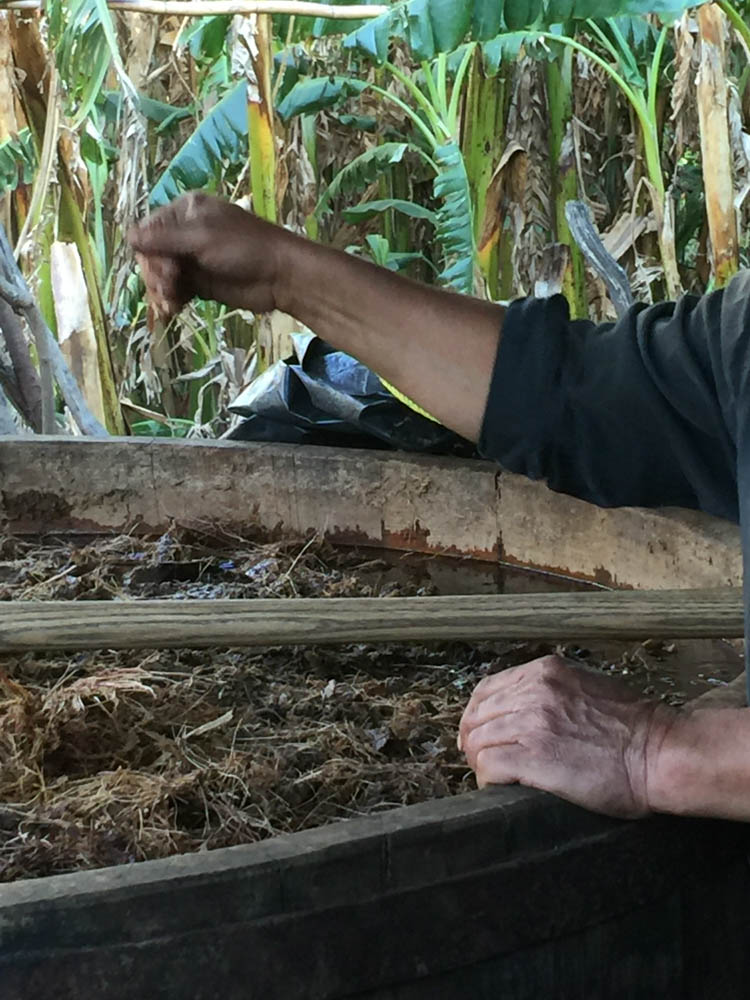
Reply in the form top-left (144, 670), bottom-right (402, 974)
top-left (468, 656), bottom-right (557, 705)
top-left (458, 695), bottom-right (518, 754)
top-left (474, 746), bottom-right (523, 789)
top-left (136, 253), bottom-right (189, 323)
top-left (128, 193), bottom-right (209, 256)
top-left (462, 716), bottom-right (522, 770)
top-left (458, 665), bottom-right (531, 750)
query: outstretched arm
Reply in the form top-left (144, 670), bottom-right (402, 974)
top-left (128, 192), bottom-right (503, 443)
top-left (130, 193), bottom-right (750, 822)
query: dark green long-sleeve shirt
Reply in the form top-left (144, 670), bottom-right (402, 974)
top-left (479, 270), bottom-right (750, 689)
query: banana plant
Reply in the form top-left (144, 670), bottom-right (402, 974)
top-left (378, 48), bottom-right (478, 293)
top-left (337, 0), bottom-right (699, 302)
top-left (312, 47), bottom-right (479, 295)
top-left (535, 19), bottom-right (681, 297)
top-left (545, 44), bottom-right (587, 317)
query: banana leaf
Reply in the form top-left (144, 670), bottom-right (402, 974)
top-left (48, 0), bottom-right (137, 126)
top-left (0, 130), bottom-right (37, 193)
top-left (342, 0), bottom-right (700, 60)
top-left (342, 10), bottom-right (398, 63)
top-left (343, 198), bottom-right (437, 224)
top-left (433, 142), bottom-right (475, 294)
top-left (315, 142), bottom-right (411, 216)
top-left (149, 82), bottom-right (247, 207)
top-left (277, 77), bottom-right (368, 121)
top-left (98, 91), bottom-right (193, 129)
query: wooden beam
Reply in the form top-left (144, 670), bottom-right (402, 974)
top-left (0, 590), bottom-right (743, 652)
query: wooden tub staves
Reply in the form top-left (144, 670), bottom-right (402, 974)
top-left (2, 787), bottom-right (749, 1000)
top-left (0, 436), bottom-right (748, 1000)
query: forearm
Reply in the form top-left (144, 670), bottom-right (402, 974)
top-left (275, 234), bottom-right (504, 442)
top-left (648, 704), bottom-right (750, 820)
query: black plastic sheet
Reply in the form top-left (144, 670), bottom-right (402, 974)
top-left (225, 335), bottom-right (476, 457)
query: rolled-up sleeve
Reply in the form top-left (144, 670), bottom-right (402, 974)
top-left (478, 274), bottom-right (750, 524)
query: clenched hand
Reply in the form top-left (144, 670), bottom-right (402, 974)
top-left (128, 192), bottom-right (290, 323)
top-left (458, 654), bottom-right (677, 818)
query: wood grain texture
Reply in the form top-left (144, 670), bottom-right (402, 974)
top-left (0, 437), bottom-right (742, 591)
top-left (2, 784), bottom-right (749, 1000)
top-left (0, 589), bottom-right (743, 652)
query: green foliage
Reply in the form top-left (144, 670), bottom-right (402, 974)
top-left (49, 0), bottom-right (137, 126)
top-left (343, 199), bottom-right (438, 224)
top-left (0, 130), bottom-right (37, 193)
top-left (335, 113), bottom-right (378, 130)
top-left (472, 0), bottom-right (504, 40)
top-left (80, 115), bottom-right (112, 273)
top-left (673, 151), bottom-right (706, 265)
top-left (359, 233), bottom-right (428, 271)
top-left (429, 0), bottom-right (474, 52)
top-left (12, 0), bottom-right (743, 436)
top-left (181, 15), bottom-right (231, 97)
top-left (149, 82), bottom-right (248, 207)
top-left (131, 418), bottom-right (195, 438)
top-left (310, 0), bottom-right (383, 38)
top-left (276, 77), bottom-right (368, 121)
top-left (342, 9), bottom-right (396, 62)
top-left (315, 142), bottom-right (412, 216)
top-left (186, 15), bottom-right (231, 61)
top-left (339, 0), bottom-right (700, 62)
top-left (481, 32), bottom-right (532, 72)
top-left (433, 142), bottom-right (475, 293)
top-left (98, 91), bottom-right (193, 131)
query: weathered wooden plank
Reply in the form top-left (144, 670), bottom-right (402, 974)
top-left (0, 589), bottom-right (743, 652)
top-left (0, 436), bottom-right (742, 590)
top-left (1, 808), bottom-right (748, 1000)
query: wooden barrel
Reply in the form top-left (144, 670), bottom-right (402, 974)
top-left (1, 437), bottom-right (748, 999)
top-left (1, 787), bottom-right (749, 1000)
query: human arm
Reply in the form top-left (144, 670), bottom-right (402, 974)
top-left (131, 195), bottom-right (750, 822)
top-left (458, 654), bottom-right (750, 821)
top-left (129, 193), bottom-right (749, 522)
top-left (648, 702), bottom-right (750, 819)
top-left (128, 192), bottom-right (502, 443)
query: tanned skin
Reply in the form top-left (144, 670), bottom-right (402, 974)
top-left (130, 192), bottom-right (750, 821)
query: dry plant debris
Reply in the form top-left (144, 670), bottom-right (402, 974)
top-left (0, 527), bottom-right (741, 883)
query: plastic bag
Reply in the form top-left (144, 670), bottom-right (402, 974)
top-left (225, 335), bottom-right (476, 457)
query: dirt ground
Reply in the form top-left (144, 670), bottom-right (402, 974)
top-left (0, 526), bottom-right (741, 882)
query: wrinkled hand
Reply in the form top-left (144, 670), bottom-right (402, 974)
top-left (128, 192), bottom-right (290, 324)
top-left (458, 654), bottom-right (675, 818)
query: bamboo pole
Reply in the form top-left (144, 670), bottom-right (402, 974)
top-left (0, 590), bottom-right (743, 653)
top-left (0, 0), bottom-right (387, 14)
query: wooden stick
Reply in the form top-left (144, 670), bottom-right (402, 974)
top-left (0, 590), bottom-right (743, 652)
top-left (0, 0), bottom-right (387, 15)
top-left (0, 225), bottom-right (108, 438)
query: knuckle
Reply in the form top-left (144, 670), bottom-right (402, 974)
top-left (464, 727), bottom-right (482, 755)
top-left (473, 674), bottom-right (494, 696)
top-left (535, 654), bottom-right (566, 685)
